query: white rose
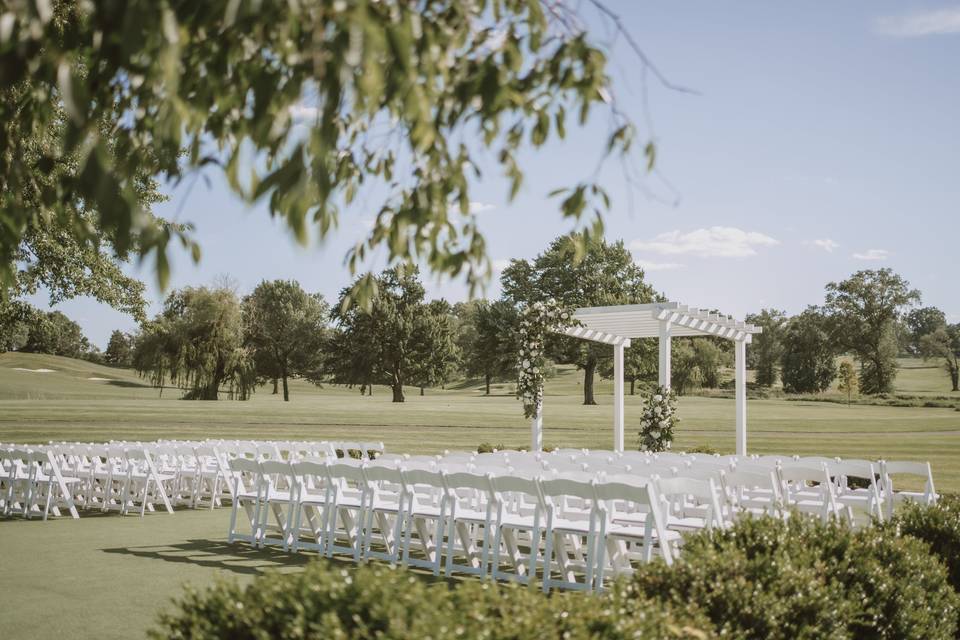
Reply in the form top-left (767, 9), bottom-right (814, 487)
top-left (654, 407), bottom-right (662, 416)
top-left (659, 420), bottom-right (669, 428)
top-left (650, 430), bottom-right (661, 439)
top-left (653, 394), bottom-right (663, 402)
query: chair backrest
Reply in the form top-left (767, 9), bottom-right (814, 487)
top-left (657, 476), bottom-right (726, 529)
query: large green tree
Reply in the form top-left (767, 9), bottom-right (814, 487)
top-left (462, 300), bottom-right (520, 395)
top-left (501, 234), bottom-right (656, 405)
top-left (745, 309), bottom-right (787, 387)
top-left (780, 308), bottom-right (837, 394)
top-left (0, 298), bottom-right (33, 352)
top-left (2, 0), bottom-right (658, 303)
top-left (133, 286), bottom-right (255, 400)
top-left (329, 267), bottom-right (452, 402)
top-left (103, 329), bottom-right (134, 367)
top-left (410, 300), bottom-right (460, 396)
top-left (242, 280), bottom-right (328, 402)
top-left (905, 307), bottom-right (947, 356)
top-left (22, 309), bottom-right (91, 358)
top-left (920, 324), bottom-right (960, 392)
top-left (824, 269), bottom-right (920, 395)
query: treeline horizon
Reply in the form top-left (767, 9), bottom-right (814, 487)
top-left (2, 235), bottom-right (957, 400)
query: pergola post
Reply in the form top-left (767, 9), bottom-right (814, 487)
top-left (735, 339), bottom-right (747, 456)
top-left (531, 400), bottom-right (543, 452)
top-left (658, 319), bottom-right (672, 388)
top-left (613, 342), bottom-right (625, 452)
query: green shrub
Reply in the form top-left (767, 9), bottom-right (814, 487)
top-left (151, 561), bottom-right (712, 640)
top-left (684, 445), bottom-right (719, 455)
top-left (886, 495), bottom-right (960, 592)
top-left (631, 514), bottom-right (960, 640)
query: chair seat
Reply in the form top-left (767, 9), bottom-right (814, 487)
top-left (606, 523), bottom-right (682, 542)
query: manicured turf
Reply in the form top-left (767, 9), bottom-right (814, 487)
top-left (0, 351), bottom-right (958, 639)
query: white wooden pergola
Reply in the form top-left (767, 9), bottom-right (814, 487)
top-left (531, 302), bottom-right (762, 456)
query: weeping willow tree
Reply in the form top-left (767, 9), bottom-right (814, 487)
top-left (133, 286), bottom-right (256, 400)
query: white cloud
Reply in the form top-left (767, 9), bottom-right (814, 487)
top-left (635, 259), bottom-right (684, 272)
top-left (630, 226), bottom-right (779, 259)
top-left (875, 8), bottom-right (960, 37)
top-left (469, 201), bottom-right (495, 214)
top-left (852, 248), bottom-right (890, 261)
top-left (809, 238), bottom-right (840, 253)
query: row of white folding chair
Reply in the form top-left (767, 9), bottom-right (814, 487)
top-left (0, 447), bottom-right (80, 520)
top-left (225, 458), bottom-right (713, 592)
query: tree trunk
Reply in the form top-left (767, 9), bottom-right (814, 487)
top-left (485, 373), bottom-right (491, 396)
top-left (420, 386), bottom-right (425, 396)
top-left (282, 370), bottom-right (290, 402)
top-left (367, 383), bottom-right (373, 396)
top-left (583, 356), bottom-right (597, 405)
top-left (271, 378), bottom-right (279, 394)
top-left (630, 378), bottom-right (635, 396)
top-left (392, 364), bottom-right (405, 403)
top-left (951, 363), bottom-right (959, 392)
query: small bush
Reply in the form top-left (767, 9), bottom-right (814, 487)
top-left (886, 495), bottom-right (960, 592)
top-left (152, 561), bottom-right (712, 640)
top-left (631, 514), bottom-right (960, 640)
top-left (684, 445), bottom-right (719, 455)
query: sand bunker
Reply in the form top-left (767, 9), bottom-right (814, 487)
top-left (86, 377), bottom-right (114, 381)
top-left (12, 367), bottom-right (56, 373)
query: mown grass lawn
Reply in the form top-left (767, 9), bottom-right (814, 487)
top-left (0, 351), bottom-right (958, 639)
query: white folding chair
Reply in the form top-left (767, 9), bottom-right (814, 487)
top-left (442, 470), bottom-right (495, 578)
top-left (360, 464), bottom-right (405, 564)
top-left (882, 460), bottom-right (937, 518)
top-left (779, 463), bottom-right (843, 522)
top-left (258, 460), bottom-right (298, 550)
top-left (325, 462), bottom-right (368, 561)
top-left (656, 476), bottom-right (726, 532)
top-left (122, 448), bottom-right (175, 516)
top-left (29, 449), bottom-right (81, 520)
top-left (540, 476), bottom-right (601, 593)
top-left (399, 468), bottom-right (449, 575)
top-left (593, 477), bottom-right (675, 591)
top-left (722, 468), bottom-right (784, 519)
top-left (227, 458), bottom-right (263, 545)
top-left (289, 460), bottom-right (333, 553)
top-left (489, 474), bottom-right (543, 585)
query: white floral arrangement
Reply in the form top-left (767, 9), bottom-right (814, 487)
top-left (516, 299), bottom-right (575, 419)
top-left (638, 385), bottom-right (677, 452)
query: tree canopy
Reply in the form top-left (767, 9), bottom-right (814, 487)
top-left (242, 280), bottom-right (328, 401)
top-left (745, 309), bottom-right (787, 388)
top-left (460, 299), bottom-right (519, 395)
top-left (780, 308), bottom-right (837, 394)
top-left (133, 286), bottom-right (255, 400)
top-left (2, 0), bottom-right (653, 304)
top-left (501, 234), bottom-right (656, 404)
top-left (824, 268), bottom-right (920, 395)
top-left (329, 267), bottom-right (457, 402)
top-left (920, 324), bottom-right (960, 392)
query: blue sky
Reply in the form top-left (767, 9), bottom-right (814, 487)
top-left (33, 2), bottom-right (960, 348)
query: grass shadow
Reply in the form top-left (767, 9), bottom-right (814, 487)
top-left (101, 538), bottom-right (464, 585)
top-left (104, 379), bottom-right (154, 389)
top-left (102, 538), bottom-right (315, 576)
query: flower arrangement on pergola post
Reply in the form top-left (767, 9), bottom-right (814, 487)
top-left (516, 300), bottom-right (576, 451)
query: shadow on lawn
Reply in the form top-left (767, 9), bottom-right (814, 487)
top-left (102, 538), bottom-right (314, 576)
top-left (101, 539), bottom-right (459, 584)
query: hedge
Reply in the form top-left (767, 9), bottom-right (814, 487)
top-left (631, 514), bottom-right (960, 639)
top-left (151, 561), bottom-right (712, 640)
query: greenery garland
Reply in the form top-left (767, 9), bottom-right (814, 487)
top-left (516, 300), bottom-right (576, 419)
top-left (638, 385), bottom-right (678, 452)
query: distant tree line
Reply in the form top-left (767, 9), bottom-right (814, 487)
top-left (4, 235), bottom-right (956, 400)
top-left (748, 268), bottom-right (958, 394)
